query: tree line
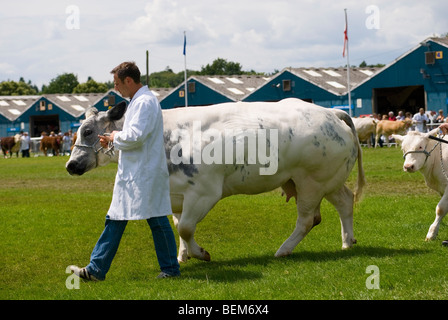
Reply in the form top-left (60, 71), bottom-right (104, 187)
top-left (0, 58), bottom-right (383, 95)
top-left (0, 58), bottom-right (265, 96)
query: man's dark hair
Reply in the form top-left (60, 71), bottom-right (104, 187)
top-left (111, 61), bottom-right (141, 83)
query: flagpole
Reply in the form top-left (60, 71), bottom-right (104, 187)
top-left (344, 9), bottom-right (352, 117)
top-left (183, 31), bottom-right (188, 108)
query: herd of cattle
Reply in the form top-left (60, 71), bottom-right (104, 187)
top-left (352, 117), bottom-right (414, 148)
top-left (0, 133), bottom-right (65, 158)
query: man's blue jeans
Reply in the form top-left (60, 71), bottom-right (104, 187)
top-left (86, 215), bottom-right (180, 280)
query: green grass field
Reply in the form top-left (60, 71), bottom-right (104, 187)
top-left (1, 147), bottom-right (447, 300)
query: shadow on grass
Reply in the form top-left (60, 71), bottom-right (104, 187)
top-left (179, 245), bottom-right (429, 282)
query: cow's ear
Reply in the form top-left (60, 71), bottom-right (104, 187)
top-left (107, 101), bottom-right (127, 121)
top-left (85, 107), bottom-right (98, 119)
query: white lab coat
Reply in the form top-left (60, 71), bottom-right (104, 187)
top-left (107, 86), bottom-right (172, 220)
top-left (412, 113), bottom-right (429, 133)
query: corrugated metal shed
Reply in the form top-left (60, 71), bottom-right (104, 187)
top-left (0, 92), bottom-right (121, 137)
top-left (44, 93), bottom-right (105, 118)
top-left (159, 75), bottom-right (270, 109)
top-left (0, 96), bottom-right (41, 122)
top-left (288, 67), bottom-right (378, 96)
top-left (243, 67), bottom-right (379, 111)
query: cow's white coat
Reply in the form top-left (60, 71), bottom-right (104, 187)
top-left (393, 129), bottom-right (448, 240)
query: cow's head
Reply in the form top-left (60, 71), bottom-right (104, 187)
top-left (66, 101), bottom-right (127, 175)
top-left (392, 128), bottom-right (439, 173)
top-left (13, 134), bottom-right (21, 144)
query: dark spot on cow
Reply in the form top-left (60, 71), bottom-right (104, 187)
top-left (289, 128), bottom-right (294, 140)
top-left (177, 122), bottom-right (191, 130)
top-left (167, 161), bottom-right (199, 178)
top-left (312, 135), bottom-right (320, 148)
top-left (320, 122), bottom-right (346, 146)
top-left (187, 180), bottom-right (195, 185)
top-left (163, 129), bottom-right (199, 178)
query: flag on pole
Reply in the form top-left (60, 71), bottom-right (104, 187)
top-left (183, 31), bottom-right (188, 107)
top-left (343, 17), bottom-right (348, 57)
top-left (343, 9), bottom-right (352, 117)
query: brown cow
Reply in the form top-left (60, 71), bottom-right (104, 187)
top-left (375, 119), bottom-right (413, 148)
top-left (40, 136), bottom-right (62, 156)
top-left (1, 134), bottom-right (21, 158)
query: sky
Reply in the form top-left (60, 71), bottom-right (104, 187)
top-left (1, 0), bottom-right (447, 89)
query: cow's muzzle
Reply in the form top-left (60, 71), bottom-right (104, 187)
top-left (66, 160), bottom-right (86, 176)
top-left (403, 163), bottom-right (416, 172)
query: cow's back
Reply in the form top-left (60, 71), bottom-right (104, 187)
top-left (162, 98), bottom-right (359, 196)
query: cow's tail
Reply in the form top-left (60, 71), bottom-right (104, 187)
top-left (353, 137), bottom-right (366, 203)
top-left (333, 110), bottom-right (366, 203)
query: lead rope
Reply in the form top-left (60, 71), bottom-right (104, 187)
top-left (101, 133), bottom-right (115, 157)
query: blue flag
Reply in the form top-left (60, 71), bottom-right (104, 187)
top-left (183, 33), bottom-right (186, 55)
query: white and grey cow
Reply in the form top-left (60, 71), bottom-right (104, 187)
top-left (66, 98), bottom-right (366, 262)
top-left (393, 129), bottom-right (448, 241)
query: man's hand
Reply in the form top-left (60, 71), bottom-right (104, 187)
top-left (439, 123), bottom-right (448, 135)
top-left (99, 131), bottom-right (118, 148)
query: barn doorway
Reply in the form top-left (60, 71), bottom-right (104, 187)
top-left (372, 85), bottom-right (425, 118)
top-left (30, 115), bottom-right (60, 137)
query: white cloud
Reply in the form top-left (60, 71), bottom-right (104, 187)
top-left (1, 0), bottom-right (447, 87)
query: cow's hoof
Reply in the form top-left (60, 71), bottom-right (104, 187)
top-left (192, 248), bottom-right (211, 261)
top-left (177, 257), bottom-right (187, 263)
top-left (202, 249), bottom-right (211, 262)
top-left (177, 252), bottom-right (190, 263)
top-left (274, 249), bottom-right (292, 258)
top-left (342, 238), bottom-right (357, 249)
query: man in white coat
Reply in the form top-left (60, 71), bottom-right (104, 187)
top-left (70, 62), bottom-right (180, 280)
top-left (412, 108), bottom-right (429, 133)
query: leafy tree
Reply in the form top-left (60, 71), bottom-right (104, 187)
top-left (359, 60), bottom-right (385, 68)
top-left (147, 67), bottom-right (182, 88)
top-left (0, 79), bottom-right (38, 95)
top-left (73, 78), bottom-right (108, 93)
top-left (145, 66), bottom-right (198, 88)
top-left (199, 58), bottom-right (243, 75)
top-left (42, 73), bottom-right (79, 94)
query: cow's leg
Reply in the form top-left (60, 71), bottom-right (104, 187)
top-left (172, 213), bottom-right (188, 262)
top-left (275, 194), bottom-right (323, 257)
top-left (177, 192), bottom-right (220, 262)
top-left (325, 184), bottom-right (356, 249)
top-left (426, 193), bottom-right (448, 241)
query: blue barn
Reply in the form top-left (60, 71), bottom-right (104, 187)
top-left (243, 67), bottom-right (376, 113)
top-left (160, 75), bottom-right (270, 109)
top-left (352, 37), bottom-right (448, 117)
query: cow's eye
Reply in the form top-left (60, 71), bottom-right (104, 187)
top-left (83, 129), bottom-right (93, 137)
